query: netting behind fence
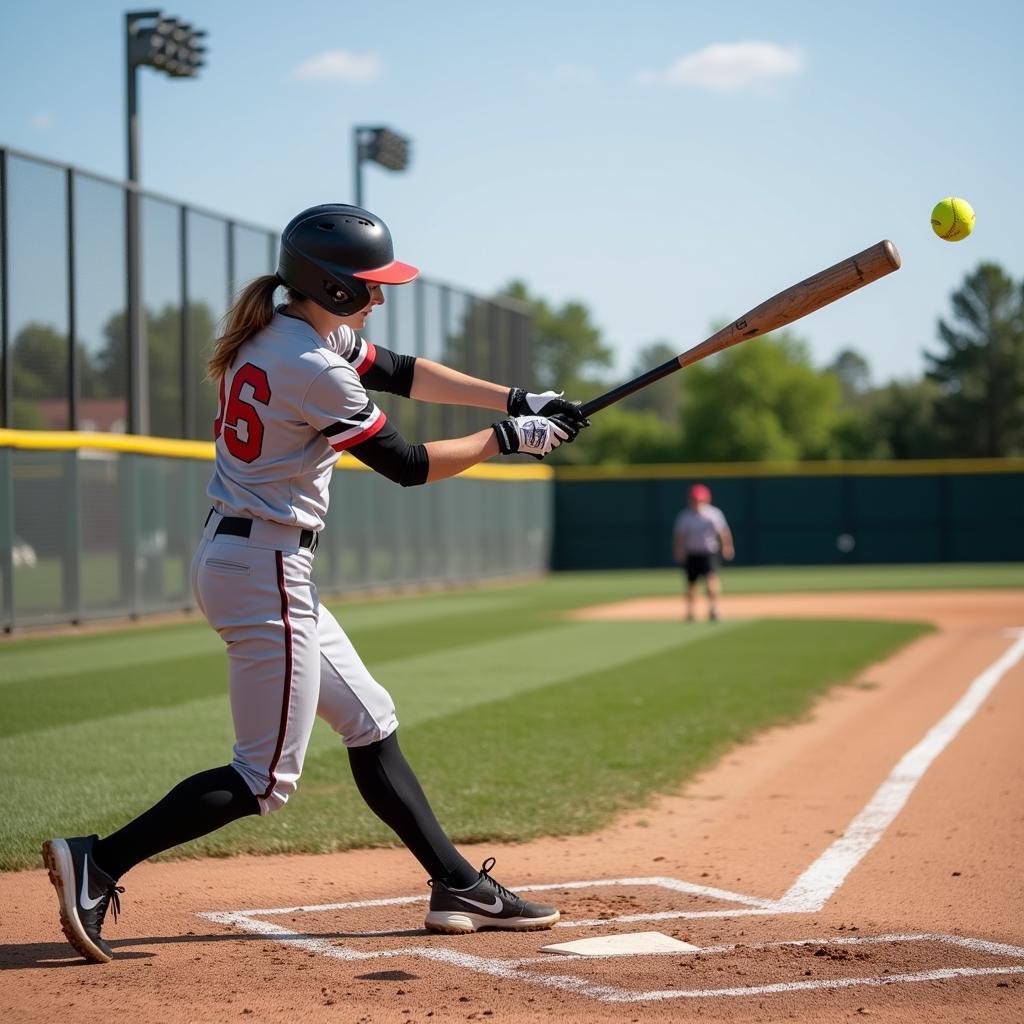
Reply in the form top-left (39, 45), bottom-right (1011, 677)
top-left (0, 442), bottom-right (551, 630)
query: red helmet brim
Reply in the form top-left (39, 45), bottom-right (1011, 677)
top-left (352, 259), bottom-right (419, 285)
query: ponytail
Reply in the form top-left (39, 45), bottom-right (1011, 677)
top-left (207, 274), bottom-right (281, 380)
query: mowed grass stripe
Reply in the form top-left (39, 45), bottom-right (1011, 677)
top-left (0, 652), bottom-right (226, 738)
top-left (0, 591), bottom-right (534, 688)
top-left (141, 618), bottom-right (928, 862)
top-left (4, 564), bottom-right (988, 870)
top-left (0, 620), bottom-right (221, 686)
top-left (400, 619), bottom-right (929, 843)
top-left (529, 564), bottom-right (1024, 599)
top-left (0, 620), bottom-right (727, 866)
top-left (1, 578), bottom-right (662, 733)
top-left (0, 603), bottom-right (721, 737)
top-left (3, 563), bottom-right (1016, 690)
top-left (371, 620), bottom-right (735, 722)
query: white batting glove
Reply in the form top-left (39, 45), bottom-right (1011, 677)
top-left (492, 413), bottom-right (582, 459)
top-left (507, 387), bottom-right (590, 430)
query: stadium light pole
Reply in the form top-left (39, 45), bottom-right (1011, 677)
top-left (353, 126), bottom-right (411, 207)
top-left (124, 9), bottom-right (206, 434)
top-left (125, 10), bottom-right (206, 182)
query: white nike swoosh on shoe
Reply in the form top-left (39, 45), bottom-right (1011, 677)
top-left (453, 893), bottom-right (503, 913)
top-left (79, 857), bottom-right (103, 911)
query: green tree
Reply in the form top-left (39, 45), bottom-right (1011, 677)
top-left (97, 301), bottom-right (218, 438)
top-left (10, 323), bottom-right (71, 429)
top-left (498, 280), bottom-right (613, 397)
top-left (553, 406), bottom-right (681, 465)
top-left (825, 348), bottom-right (885, 459)
top-left (828, 348), bottom-right (872, 405)
top-left (678, 332), bottom-right (843, 462)
top-left (145, 304), bottom-right (185, 437)
top-left (188, 302), bottom-right (221, 438)
top-left (621, 341), bottom-right (683, 427)
top-left (869, 378), bottom-right (946, 459)
top-left (90, 311), bottom-right (129, 401)
top-left (10, 323), bottom-right (69, 400)
top-left (926, 263), bottom-right (1024, 456)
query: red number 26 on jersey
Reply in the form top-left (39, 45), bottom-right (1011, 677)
top-left (215, 363), bottom-right (271, 463)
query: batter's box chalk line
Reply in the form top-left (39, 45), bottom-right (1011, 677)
top-left (197, 632), bottom-right (1024, 1001)
top-left (197, 894), bottom-right (1024, 1004)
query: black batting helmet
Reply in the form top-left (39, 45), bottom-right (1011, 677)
top-left (276, 204), bottom-right (419, 315)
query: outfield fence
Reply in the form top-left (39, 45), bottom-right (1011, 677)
top-left (0, 145), bottom-right (532, 443)
top-left (0, 431), bottom-right (552, 631)
top-left (552, 460), bottom-right (1024, 569)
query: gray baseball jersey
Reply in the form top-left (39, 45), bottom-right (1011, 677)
top-left (198, 311), bottom-right (400, 813)
top-left (673, 504), bottom-right (729, 555)
top-left (208, 312), bottom-right (385, 531)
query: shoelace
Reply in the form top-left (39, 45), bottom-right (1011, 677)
top-left (97, 885), bottom-right (126, 923)
top-left (478, 857), bottom-right (517, 903)
top-left (426, 857), bottom-right (519, 904)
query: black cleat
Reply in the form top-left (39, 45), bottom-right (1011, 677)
top-left (41, 835), bottom-right (124, 963)
top-left (424, 857), bottom-right (559, 934)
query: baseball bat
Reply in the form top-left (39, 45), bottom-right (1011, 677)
top-left (579, 239), bottom-right (901, 417)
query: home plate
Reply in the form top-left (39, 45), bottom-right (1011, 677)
top-left (540, 932), bottom-right (701, 956)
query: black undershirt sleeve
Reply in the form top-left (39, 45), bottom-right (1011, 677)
top-left (361, 347), bottom-right (417, 396)
top-left (349, 419), bottom-right (430, 487)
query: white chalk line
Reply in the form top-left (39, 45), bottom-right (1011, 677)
top-left (780, 628), bottom-right (1024, 912)
top-left (197, 913), bottom-right (1024, 1003)
top-left (601, 967), bottom-right (1024, 1003)
top-left (514, 932), bottom-right (1024, 964)
top-left (236, 875), bottom-right (774, 918)
top-left (199, 631), bottom-right (1024, 1000)
top-left (559, 628), bottom-right (1024, 927)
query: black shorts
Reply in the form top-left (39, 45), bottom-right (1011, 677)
top-left (684, 553), bottom-right (719, 583)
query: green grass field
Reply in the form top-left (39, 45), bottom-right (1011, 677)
top-left (4, 563), bottom-right (1017, 871)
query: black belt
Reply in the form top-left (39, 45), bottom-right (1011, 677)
top-left (206, 510), bottom-right (318, 551)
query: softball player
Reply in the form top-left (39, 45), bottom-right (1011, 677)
top-left (672, 483), bottom-right (734, 622)
top-left (42, 203), bottom-right (588, 963)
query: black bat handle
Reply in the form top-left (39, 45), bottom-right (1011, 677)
top-left (578, 357), bottom-right (681, 417)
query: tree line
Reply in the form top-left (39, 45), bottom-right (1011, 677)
top-left (9, 304), bottom-right (220, 437)
top-left (9, 261), bottom-right (1023, 463)
top-left (501, 262), bottom-right (1024, 463)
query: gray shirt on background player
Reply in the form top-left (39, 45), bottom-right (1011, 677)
top-left (672, 504), bottom-right (729, 556)
top-left (672, 483), bottom-right (734, 622)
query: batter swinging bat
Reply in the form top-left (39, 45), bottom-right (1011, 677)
top-left (579, 239), bottom-right (901, 417)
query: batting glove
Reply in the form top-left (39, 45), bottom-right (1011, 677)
top-left (507, 388), bottom-right (590, 431)
top-left (492, 413), bottom-right (586, 459)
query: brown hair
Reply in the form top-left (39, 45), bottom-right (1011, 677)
top-left (207, 274), bottom-right (284, 380)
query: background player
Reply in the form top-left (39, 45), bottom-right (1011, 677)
top-left (672, 483), bottom-right (735, 622)
top-left (42, 203), bottom-right (588, 963)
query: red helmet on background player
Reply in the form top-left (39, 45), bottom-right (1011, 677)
top-left (689, 483), bottom-right (712, 503)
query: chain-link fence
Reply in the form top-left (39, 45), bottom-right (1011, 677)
top-left (0, 145), bottom-right (533, 443)
top-left (0, 145), bottom-right (543, 630)
top-left (0, 440), bottom-right (551, 631)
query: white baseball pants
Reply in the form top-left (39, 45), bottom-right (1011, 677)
top-left (191, 510), bottom-right (398, 813)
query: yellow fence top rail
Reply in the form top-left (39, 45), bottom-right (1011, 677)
top-left (0, 429), bottom-right (214, 459)
top-left (553, 457), bottom-right (1024, 479)
top-left (6, 431), bottom-right (1020, 479)
top-left (0, 429), bottom-right (553, 482)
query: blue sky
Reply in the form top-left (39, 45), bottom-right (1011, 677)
top-left (2, 0), bottom-right (1020, 389)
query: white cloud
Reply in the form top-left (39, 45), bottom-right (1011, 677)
top-left (31, 110), bottom-right (53, 130)
top-left (292, 50), bottom-right (382, 83)
top-left (637, 42), bottom-right (805, 93)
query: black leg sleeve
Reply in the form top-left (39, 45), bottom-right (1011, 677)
top-left (347, 732), bottom-right (477, 888)
top-left (91, 765), bottom-right (260, 881)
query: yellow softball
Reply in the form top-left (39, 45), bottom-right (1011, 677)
top-left (931, 197), bottom-right (975, 242)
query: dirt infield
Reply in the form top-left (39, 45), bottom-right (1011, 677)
top-left (3, 589), bottom-right (1024, 1023)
